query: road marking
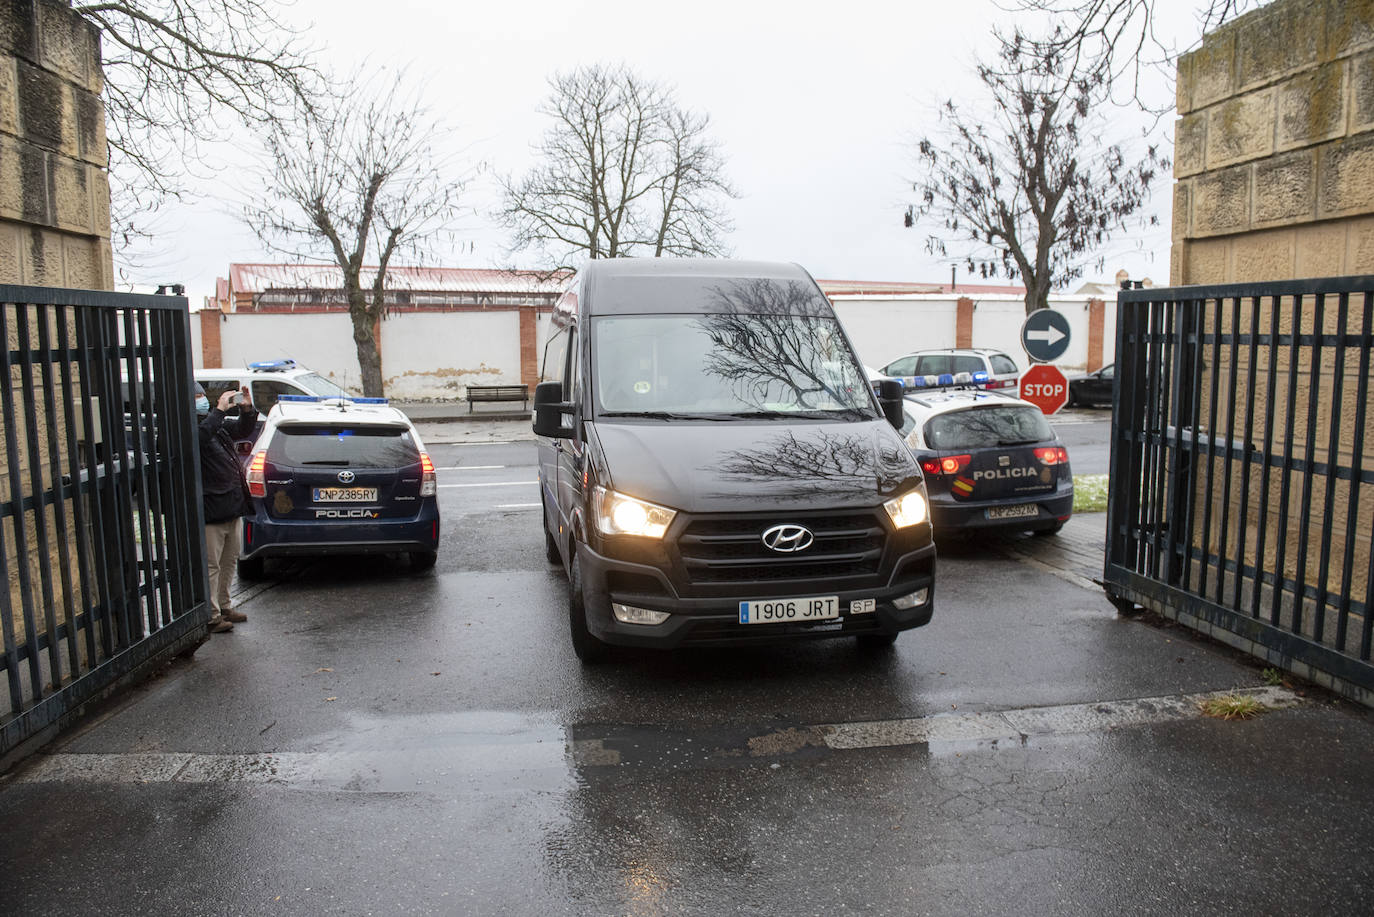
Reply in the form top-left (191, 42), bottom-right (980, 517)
top-left (12, 687), bottom-right (1299, 788)
top-left (436, 465), bottom-right (505, 471)
top-left (437, 481), bottom-right (537, 489)
top-left (497, 503), bottom-right (540, 509)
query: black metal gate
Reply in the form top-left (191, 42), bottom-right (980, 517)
top-left (1, 284), bottom-right (207, 759)
top-left (1105, 276), bottom-right (1374, 700)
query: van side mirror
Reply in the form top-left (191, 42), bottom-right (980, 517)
top-left (877, 379), bottom-right (905, 430)
top-left (532, 380), bottom-right (575, 439)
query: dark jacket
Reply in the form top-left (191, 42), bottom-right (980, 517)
top-left (199, 408), bottom-right (257, 524)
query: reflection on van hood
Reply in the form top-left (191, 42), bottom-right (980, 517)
top-left (590, 420), bottom-right (920, 513)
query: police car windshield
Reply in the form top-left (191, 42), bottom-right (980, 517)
top-left (592, 314), bottom-right (875, 419)
top-left (925, 406), bottom-right (1053, 450)
top-left (295, 373), bottom-right (352, 399)
top-left (268, 426), bottom-right (419, 468)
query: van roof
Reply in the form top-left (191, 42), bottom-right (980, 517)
top-left (582, 258), bottom-right (831, 317)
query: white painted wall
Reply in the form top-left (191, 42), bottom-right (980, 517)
top-left (215, 312), bottom-right (363, 392)
top-left (189, 311), bottom-right (203, 369)
top-left (381, 311), bottom-right (521, 399)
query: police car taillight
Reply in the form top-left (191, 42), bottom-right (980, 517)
top-left (921, 454), bottom-right (972, 475)
top-left (420, 452), bottom-right (436, 496)
top-left (247, 451), bottom-right (267, 496)
top-left (1035, 446), bottom-right (1069, 465)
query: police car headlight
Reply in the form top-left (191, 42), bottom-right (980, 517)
top-left (593, 486), bottom-right (676, 539)
top-left (883, 489), bottom-right (928, 528)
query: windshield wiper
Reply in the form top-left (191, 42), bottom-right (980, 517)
top-left (599, 411), bottom-right (721, 421)
top-left (302, 460), bottom-right (350, 466)
top-left (996, 438), bottom-right (1041, 446)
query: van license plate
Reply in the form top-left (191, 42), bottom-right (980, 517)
top-left (739, 595), bottom-right (838, 625)
top-left (314, 487), bottom-right (378, 503)
top-left (987, 503), bottom-right (1039, 520)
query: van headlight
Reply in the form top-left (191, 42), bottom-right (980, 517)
top-left (883, 489), bottom-right (928, 528)
top-left (593, 486), bottom-right (677, 539)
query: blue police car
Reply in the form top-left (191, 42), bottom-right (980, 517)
top-left (236, 395), bottom-right (440, 578)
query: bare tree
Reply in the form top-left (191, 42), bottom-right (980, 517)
top-left (244, 73), bottom-right (463, 396)
top-left (73, 1), bottom-right (322, 253)
top-left (906, 35), bottom-right (1165, 315)
top-left (998, 0), bottom-right (1262, 108)
top-left (499, 64), bottom-right (737, 271)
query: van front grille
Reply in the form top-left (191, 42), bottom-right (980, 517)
top-left (675, 511), bottom-right (885, 586)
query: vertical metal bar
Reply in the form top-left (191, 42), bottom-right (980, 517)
top-left (1233, 296), bottom-right (1262, 613)
top-left (1291, 293), bottom-right (1326, 639)
top-left (1312, 293), bottom-right (1348, 645)
top-left (120, 308), bottom-right (158, 638)
top-left (1270, 292), bottom-right (1302, 628)
top-left (1215, 295), bottom-right (1243, 606)
top-left (1196, 294), bottom-right (1224, 599)
top-left (1106, 293), bottom-right (1141, 575)
top-left (151, 309), bottom-right (188, 620)
top-left (1163, 297), bottom-right (1192, 586)
top-left (1252, 293), bottom-right (1282, 621)
top-left (75, 306), bottom-right (117, 659)
top-left (1146, 297), bottom-right (1171, 577)
top-left (16, 304), bottom-right (64, 694)
top-left (1336, 291), bottom-right (1371, 654)
top-left (171, 305), bottom-right (210, 620)
top-left (1155, 299), bottom-right (1179, 582)
top-left (0, 301), bottom-right (25, 712)
top-left (55, 304), bottom-right (98, 668)
top-left (1133, 297), bottom-right (1158, 575)
top-left (135, 308), bottom-right (172, 631)
top-left (36, 306), bottom-right (80, 678)
top-left (100, 307), bottom-right (137, 649)
top-left (1179, 297), bottom-right (1207, 592)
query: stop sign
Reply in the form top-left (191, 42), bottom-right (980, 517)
top-left (1020, 364), bottom-right (1069, 415)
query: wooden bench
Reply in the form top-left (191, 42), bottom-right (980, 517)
top-left (465, 383), bottom-right (529, 412)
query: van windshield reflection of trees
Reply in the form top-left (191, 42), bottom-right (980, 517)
top-left (593, 280), bottom-right (875, 420)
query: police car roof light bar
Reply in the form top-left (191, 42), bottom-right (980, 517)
top-left (249, 359), bottom-right (298, 372)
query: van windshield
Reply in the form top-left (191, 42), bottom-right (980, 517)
top-left (592, 314), bottom-right (876, 419)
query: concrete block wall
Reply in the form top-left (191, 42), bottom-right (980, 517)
top-left (0, 0), bottom-right (111, 289)
top-left (1172, 0), bottom-right (1374, 284)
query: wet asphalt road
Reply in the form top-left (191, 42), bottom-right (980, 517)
top-left (2, 429), bottom-right (1373, 915)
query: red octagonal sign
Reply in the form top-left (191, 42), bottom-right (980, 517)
top-left (1020, 364), bottom-right (1069, 415)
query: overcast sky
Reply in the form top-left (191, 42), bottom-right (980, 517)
top-left (119, 0), bottom-right (1208, 304)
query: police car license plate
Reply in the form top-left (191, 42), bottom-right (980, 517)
top-left (314, 487), bottom-right (378, 503)
top-left (739, 595), bottom-right (838, 625)
top-left (987, 503), bottom-right (1039, 520)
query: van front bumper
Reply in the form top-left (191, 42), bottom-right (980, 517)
top-left (575, 540), bottom-right (936, 648)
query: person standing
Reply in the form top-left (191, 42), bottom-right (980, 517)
top-left (196, 383), bottom-right (257, 633)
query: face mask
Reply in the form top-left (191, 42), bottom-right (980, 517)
top-left (195, 396), bottom-right (209, 416)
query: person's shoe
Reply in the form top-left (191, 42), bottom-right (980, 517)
top-left (207, 615), bottom-right (234, 634)
top-left (221, 609), bottom-right (247, 623)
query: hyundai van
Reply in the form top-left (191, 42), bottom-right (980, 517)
top-left (533, 259), bottom-right (936, 661)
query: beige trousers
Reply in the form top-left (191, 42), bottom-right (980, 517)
top-left (205, 519), bottom-right (242, 615)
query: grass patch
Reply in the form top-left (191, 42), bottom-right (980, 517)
top-left (1199, 694), bottom-right (1268, 720)
top-left (1262, 667), bottom-right (1284, 686)
top-left (1073, 474), bottom-right (1109, 513)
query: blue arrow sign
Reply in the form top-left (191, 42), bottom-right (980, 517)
top-left (1020, 309), bottom-right (1072, 362)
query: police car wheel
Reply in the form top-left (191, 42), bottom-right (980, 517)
top-left (236, 556), bottom-right (265, 581)
top-left (568, 547), bottom-right (609, 664)
top-left (410, 550), bottom-right (437, 572)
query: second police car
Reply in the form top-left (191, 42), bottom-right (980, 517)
top-left (899, 372), bottom-right (1073, 537)
top-left (236, 395), bottom-right (440, 578)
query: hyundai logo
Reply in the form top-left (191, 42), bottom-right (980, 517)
top-left (762, 524), bottom-right (814, 553)
top-left (337, 470), bottom-right (356, 484)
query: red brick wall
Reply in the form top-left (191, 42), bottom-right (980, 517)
top-left (519, 308), bottom-right (539, 388)
top-left (200, 309), bottom-right (222, 368)
top-left (955, 297), bottom-right (974, 349)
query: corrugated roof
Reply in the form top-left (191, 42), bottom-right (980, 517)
top-left (227, 263), bottom-right (570, 295)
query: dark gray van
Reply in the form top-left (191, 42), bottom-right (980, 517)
top-left (533, 259), bottom-right (936, 661)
